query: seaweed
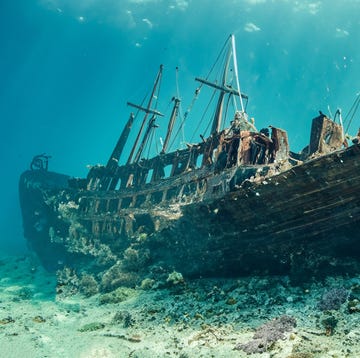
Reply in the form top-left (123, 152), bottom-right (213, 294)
top-left (78, 322), bottom-right (105, 332)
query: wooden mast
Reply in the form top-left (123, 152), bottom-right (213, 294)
top-left (195, 35), bottom-right (248, 135)
top-left (106, 113), bottom-right (134, 169)
top-left (127, 64), bottom-right (164, 164)
top-left (230, 34), bottom-right (245, 113)
top-left (134, 116), bottom-right (158, 163)
top-left (211, 43), bottom-right (231, 134)
top-left (95, 113), bottom-right (135, 190)
top-left (161, 97), bottom-right (181, 154)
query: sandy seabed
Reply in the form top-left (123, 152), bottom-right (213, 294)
top-left (1, 253), bottom-right (360, 358)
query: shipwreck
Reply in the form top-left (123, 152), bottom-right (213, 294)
top-left (19, 35), bottom-right (360, 287)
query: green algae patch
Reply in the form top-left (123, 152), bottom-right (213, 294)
top-left (78, 322), bottom-right (105, 332)
top-left (99, 287), bottom-right (138, 305)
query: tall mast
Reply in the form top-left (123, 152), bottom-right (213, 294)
top-left (210, 43), bottom-right (232, 134)
top-left (106, 113), bottom-right (134, 169)
top-left (127, 64), bottom-right (164, 164)
top-left (134, 116), bottom-right (158, 163)
top-left (161, 97), bottom-right (181, 154)
top-left (231, 34), bottom-right (245, 113)
top-left (195, 35), bottom-right (247, 134)
top-left (97, 112), bottom-right (135, 191)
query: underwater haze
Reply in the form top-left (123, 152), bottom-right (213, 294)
top-left (1, 0), bottom-right (360, 253)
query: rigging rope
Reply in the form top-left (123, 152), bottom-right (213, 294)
top-left (140, 118), bottom-right (158, 161)
top-left (206, 36), bottom-right (230, 81)
top-left (223, 94), bottom-right (233, 131)
top-left (135, 69), bottom-right (164, 161)
top-left (177, 70), bottom-right (186, 146)
top-left (190, 88), bottom-right (218, 142)
top-left (147, 125), bottom-right (157, 159)
top-left (181, 36), bottom-right (230, 127)
top-left (344, 93), bottom-right (360, 134)
top-left (159, 36), bottom-right (236, 152)
top-left (183, 87), bottom-right (201, 121)
top-left (175, 67), bottom-right (186, 148)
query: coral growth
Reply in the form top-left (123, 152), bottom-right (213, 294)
top-left (56, 267), bottom-right (79, 297)
top-left (65, 231), bottom-right (117, 268)
top-left (236, 315), bottom-right (296, 354)
top-left (140, 278), bottom-right (156, 290)
top-left (321, 315), bottom-right (338, 336)
top-left (100, 262), bottom-right (140, 291)
top-left (79, 274), bottom-right (99, 297)
top-left (99, 287), bottom-right (137, 305)
top-left (122, 246), bottom-right (150, 271)
top-left (317, 287), bottom-right (349, 311)
top-left (347, 283), bottom-right (360, 313)
top-left (166, 271), bottom-right (184, 285)
top-left (111, 310), bottom-right (135, 328)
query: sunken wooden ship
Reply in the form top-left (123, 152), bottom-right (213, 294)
top-left (19, 35), bottom-right (360, 283)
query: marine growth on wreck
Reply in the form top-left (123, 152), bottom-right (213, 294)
top-left (19, 35), bottom-right (360, 294)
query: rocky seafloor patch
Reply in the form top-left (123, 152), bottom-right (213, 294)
top-left (1, 253), bottom-right (360, 357)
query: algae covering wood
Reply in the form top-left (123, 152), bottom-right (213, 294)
top-left (18, 145), bottom-right (360, 278)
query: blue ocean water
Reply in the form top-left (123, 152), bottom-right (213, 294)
top-left (1, 0), bottom-right (359, 253)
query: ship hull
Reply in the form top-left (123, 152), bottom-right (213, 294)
top-left (19, 144), bottom-right (360, 278)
